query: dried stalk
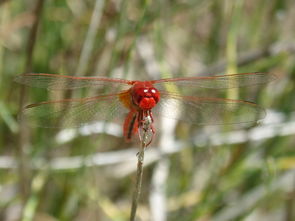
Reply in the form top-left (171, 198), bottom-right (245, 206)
top-left (129, 118), bottom-right (151, 221)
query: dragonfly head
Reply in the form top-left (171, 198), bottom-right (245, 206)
top-left (131, 82), bottom-right (160, 110)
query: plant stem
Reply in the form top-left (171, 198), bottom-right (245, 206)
top-left (129, 124), bottom-right (150, 221)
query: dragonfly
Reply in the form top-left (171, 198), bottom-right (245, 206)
top-left (15, 72), bottom-right (275, 145)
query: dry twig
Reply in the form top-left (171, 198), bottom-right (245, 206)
top-left (129, 116), bottom-right (152, 221)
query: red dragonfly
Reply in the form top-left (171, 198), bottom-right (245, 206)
top-left (15, 72), bottom-right (275, 145)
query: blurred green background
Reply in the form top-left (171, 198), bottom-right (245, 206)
top-left (0, 0), bottom-right (295, 220)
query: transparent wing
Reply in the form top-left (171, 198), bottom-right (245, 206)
top-left (153, 93), bottom-right (265, 125)
top-left (153, 72), bottom-right (276, 96)
top-left (15, 73), bottom-right (133, 93)
top-left (20, 94), bottom-right (130, 128)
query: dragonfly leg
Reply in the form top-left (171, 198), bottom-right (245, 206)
top-left (123, 111), bottom-right (138, 142)
top-left (149, 110), bottom-right (154, 123)
top-left (137, 112), bottom-right (142, 142)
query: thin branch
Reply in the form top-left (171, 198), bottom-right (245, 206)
top-left (129, 118), bottom-right (151, 221)
top-left (129, 143), bottom-right (145, 221)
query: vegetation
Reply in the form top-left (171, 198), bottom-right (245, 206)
top-left (0, 0), bottom-right (294, 220)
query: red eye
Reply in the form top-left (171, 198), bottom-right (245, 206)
top-left (131, 84), bottom-right (160, 110)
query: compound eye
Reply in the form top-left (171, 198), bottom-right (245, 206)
top-left (151, 89), bottom-right (156, 94)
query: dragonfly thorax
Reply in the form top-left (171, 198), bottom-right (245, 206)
top-left (131, 82), bottom-right (160, 110)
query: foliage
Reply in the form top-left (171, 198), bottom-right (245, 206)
top-left (0, 0), bottom-right (294, 220)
